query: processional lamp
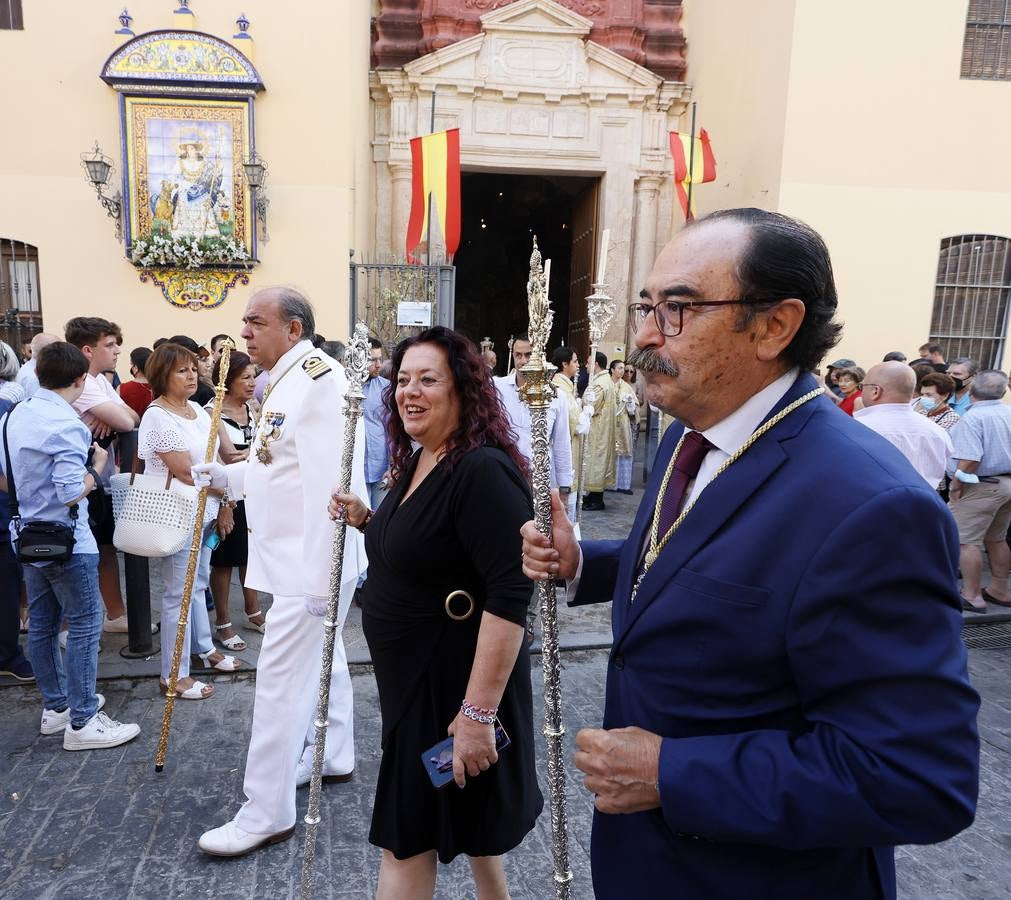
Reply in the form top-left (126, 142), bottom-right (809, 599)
top-left (80, 142), bottom-right (122, 240)
top-left (242, 150), bottom-right (270, 243)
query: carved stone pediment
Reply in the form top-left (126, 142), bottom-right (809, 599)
top-left (403, 0), bottom-right (661, 102)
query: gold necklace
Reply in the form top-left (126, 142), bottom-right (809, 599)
top-left (631, 387), bottom-right (824, 603)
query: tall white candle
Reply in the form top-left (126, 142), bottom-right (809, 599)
top-left (596, 228), bottom-right (610, 284)
top-left (544, 259), bottom-right (551, 300)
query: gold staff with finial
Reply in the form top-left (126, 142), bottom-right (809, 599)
top-left (518, 238), bottom-right (574, 899)
top-left (299, 322), bottom-right (370, 899)
top-left (573, 229), bottom-right (616, 531)
top-left (154, 338), bottom-right (233, 773)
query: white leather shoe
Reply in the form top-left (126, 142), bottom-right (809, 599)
top-left (295, 754), bottom-right (354, 788)
top-left (198, 819), bottom-right (295, 857)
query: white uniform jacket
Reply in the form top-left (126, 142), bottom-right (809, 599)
top-left (225, 340), bottom-right (367, 604)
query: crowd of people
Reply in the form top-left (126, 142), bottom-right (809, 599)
top-left (822, 343), bottom-right (1011, 615)
top-left (0, 207), bottom-right (994, 898)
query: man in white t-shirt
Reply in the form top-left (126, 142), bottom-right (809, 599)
top-left (65, 318), bottom-right (139, 631)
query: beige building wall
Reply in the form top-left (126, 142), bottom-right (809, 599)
top-left (682, 0), bottom-right (1011, 370)
top-left (678, 0), bottom-right (798, 222)
top-left (0, 1), bottom-right (371, 371)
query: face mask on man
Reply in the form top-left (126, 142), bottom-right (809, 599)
top-left (951, 377), bottom-right (964, 392)
top-left (919, 396), bottom-right (938, 411)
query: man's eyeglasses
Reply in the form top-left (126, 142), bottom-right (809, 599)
top-left (628, 298), bottom-right (765, 338)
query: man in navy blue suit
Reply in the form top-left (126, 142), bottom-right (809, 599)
top-left (522, 209), bottom-right (979, 899)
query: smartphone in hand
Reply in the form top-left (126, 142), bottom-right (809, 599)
top-left (421, 722), bottom-right (511, 789)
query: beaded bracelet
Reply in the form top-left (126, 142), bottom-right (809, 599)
top-left (460, 700), bottom-right (498, 725)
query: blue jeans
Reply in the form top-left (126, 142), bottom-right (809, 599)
top-left (23, 553), bottom-right (102, 727)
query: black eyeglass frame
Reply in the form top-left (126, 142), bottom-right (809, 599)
top-left (627, 298), bottom-right (770, 338)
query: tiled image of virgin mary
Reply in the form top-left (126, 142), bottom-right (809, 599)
top-left (145, 119), bottom-right (234, 241)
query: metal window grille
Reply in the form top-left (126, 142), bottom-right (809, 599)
top-left (0, 0), bottom-right (23, 30)
top-left (0, 239), bottom-right (43, 351)
top-left (930, 234), bottom-right (1011, 368)
top-left (348, 261), bottom-right (455, 354)
top-left (962, 0), bottom-right (1011, 79)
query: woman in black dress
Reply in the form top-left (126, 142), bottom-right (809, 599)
top-left (331, 327), bottom-right (542, 899)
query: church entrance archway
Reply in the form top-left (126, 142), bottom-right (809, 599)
top-left (454, 170), bottom-right (598, 372)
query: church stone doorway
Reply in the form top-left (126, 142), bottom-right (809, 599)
top-left (453, 171), bottom-right (598, 373)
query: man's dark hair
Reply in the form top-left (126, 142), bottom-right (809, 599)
top-left (692, 208), bottom-right (842, 373)
top-left (311, 333), bottom-right (326, 349)
top-left (210, 334), bottom-right (233, 351)
top-left (922, 342), bottom-right (944, 355)
top-left (36, 342), bottom-right (89, 389)
top-left (65, 317), bottom-right (118, 349)
top-left (130, 346), bottom-right (152, 375)
top-left (512, 333), bottom-right (531, 345)
top-left (551, 346), bottom-right (576, 369)
top-left (369, 338), bottom-right (383, 351)
top-left (883, 351), bottom-right (907, 362)
top-left (595, 351), bottom-right (608, 370)
top-left (951, 357), bottom-right (980, 377)
top-left (153, 337), bottom-right (169, 349)
top-left (609, 359), bottom-right (625, 374)
top-left (322, 340), bottom-right (345, 363)
top-left (167, 334), bottom-right (200, 354)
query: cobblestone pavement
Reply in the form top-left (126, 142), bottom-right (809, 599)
top-left (1, 642), bottom-right (1010, 899)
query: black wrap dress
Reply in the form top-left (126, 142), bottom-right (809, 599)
top-left (362, 446), bottom-right (543, 862)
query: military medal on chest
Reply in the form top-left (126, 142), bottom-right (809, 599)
top-left (256, 411), bottom-right (285, 465)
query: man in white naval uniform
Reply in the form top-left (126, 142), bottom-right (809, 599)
top-left (193, 287), bottom-right (366, 857)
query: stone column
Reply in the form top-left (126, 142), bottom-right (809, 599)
top-left (389, 162), bottom-right (414, 262)
top-left (631, 174), bottom-right (663, 296)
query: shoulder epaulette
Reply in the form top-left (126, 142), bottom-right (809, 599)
top-left (302, 354), bottom-right (332, 380)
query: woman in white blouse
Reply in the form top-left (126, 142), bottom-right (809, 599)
top-left (138, 343), bottom-right (242, 700)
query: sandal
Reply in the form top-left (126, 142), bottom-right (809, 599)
top-left (160, 678), bottom-right (214, 700)
top-left (214, 622), bottom-right (247, 652)
top-left (198, 649), bottom-right (243, 672)
top-left (243, 610), bottom-right (266, 634)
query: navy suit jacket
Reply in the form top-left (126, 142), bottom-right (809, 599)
top-left (573, 373), bottom-right (980, 900)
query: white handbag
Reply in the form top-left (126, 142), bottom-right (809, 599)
top-left (110, 464), bottom-right (199, 558)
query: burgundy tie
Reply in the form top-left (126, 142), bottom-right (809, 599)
top-left (657, 430), bottom-right (714, 536)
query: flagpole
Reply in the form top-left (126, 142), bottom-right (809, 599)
top-left (427, 89), bottom-right (436, 267)
top-left (684, 100), bottom-right (697, 222)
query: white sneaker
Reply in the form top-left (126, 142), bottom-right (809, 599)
top-left (62, 711), bottom-right (140, 751)
top-left (198, 819), bottom-right (295, 857)
top-left (40, 693), bottom-right (106, 735)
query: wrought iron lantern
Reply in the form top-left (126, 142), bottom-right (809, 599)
top-left (80, 142), bottom-right (122, 240)
top-left (242, 150), bottom-right (270, 242)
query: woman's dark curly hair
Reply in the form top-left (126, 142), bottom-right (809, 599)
top-left (384, 326), bottom-right (528, 483)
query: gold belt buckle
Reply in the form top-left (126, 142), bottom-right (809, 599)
top-left (444, 589), bottom-right (475, 621)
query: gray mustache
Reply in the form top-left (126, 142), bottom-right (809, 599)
top-left (626, 346), bottom-right (678, 377)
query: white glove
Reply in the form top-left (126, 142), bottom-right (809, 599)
top-left (582, 388), bottom-right (596, 406)
top-left (624, 394), bottom-right (638, 414)
top-left (576, 407), bottom-right (593, 436)
top-left (191, 462), bottom-right (228, 490)
top-left (304, 594), bottom-right (329, 617)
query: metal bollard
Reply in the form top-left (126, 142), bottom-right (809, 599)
top-left (117, 430), bottom-right (155, 659)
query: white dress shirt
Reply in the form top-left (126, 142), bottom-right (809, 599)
top-left (569, 368), bottom-right (799, 593)
top-left (495, 370), bottom-right (573, 488)
top-left (855, 402), bottom-right (953, 488)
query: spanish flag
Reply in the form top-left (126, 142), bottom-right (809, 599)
top-left (406, 128), bottom-right (461, 262)
top-left (669, 129), bottom-right (716, 222)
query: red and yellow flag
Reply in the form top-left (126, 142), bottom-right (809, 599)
top-left (669, 129), bottom-right (716, 222)
top-left (406, 128), bottom-right (461, 262)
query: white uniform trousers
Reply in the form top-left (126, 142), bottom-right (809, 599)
top-left (234, 593), bottom-right (354, 834)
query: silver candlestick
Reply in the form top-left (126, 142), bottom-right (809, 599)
top-left (573, 281), bottom-right (617, 525)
